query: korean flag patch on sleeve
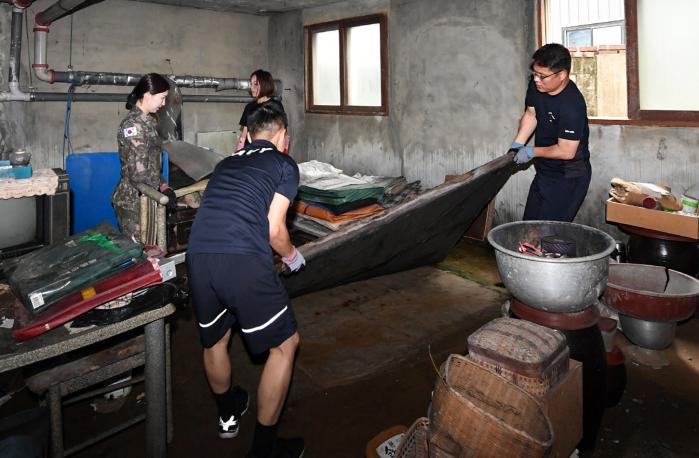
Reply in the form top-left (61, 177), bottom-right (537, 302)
top-left (123, 126), bottom-right (139, 137)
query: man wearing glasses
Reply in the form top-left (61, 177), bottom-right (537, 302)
top-left (510, 43), bottom-right (591, 222)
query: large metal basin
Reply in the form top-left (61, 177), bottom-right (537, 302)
top-left (602, 263), bottom-right (699, 321)
top-left (488, 221), bottom-right (616, 312)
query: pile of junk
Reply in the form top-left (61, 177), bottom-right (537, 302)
top-left (367, 219), bottom-right (699, 458)
top-left (0, 222), bottom-right (187, 341)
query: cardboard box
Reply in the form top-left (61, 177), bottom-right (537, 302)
top-left (541, 359), bottom-right (583, 458)
top-left (606, 198), bottom-right (699, 240)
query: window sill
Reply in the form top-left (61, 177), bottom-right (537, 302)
top-left (590, 118), bottom-right (699, 128)
top-left (306, 108), bottom-right (388, 116)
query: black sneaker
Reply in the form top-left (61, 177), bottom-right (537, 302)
top-left (218, 387), bottom-right (249, 439)
top-left (246, 437), bottom-right (305, 458)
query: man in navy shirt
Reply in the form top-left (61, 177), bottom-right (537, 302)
top-left (511, 43), bottom-right (592, 222)
top-left (186, 101), bottom-right (305, 457)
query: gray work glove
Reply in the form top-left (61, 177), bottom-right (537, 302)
top-left (513, 145), bottom-right (534, 164)
top-left (282, 246), bottom-right (306, 273)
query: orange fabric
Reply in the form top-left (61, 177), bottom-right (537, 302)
top-left (293, 200), bottom-right (384, 223)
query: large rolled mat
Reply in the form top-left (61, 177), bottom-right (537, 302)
top-left (429, 354), bottom-right (553, 458)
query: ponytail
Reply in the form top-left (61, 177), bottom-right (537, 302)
top-left (125, 91), bottom-right (140, 110)
top-left (125, 73), bottom-right (170, 110)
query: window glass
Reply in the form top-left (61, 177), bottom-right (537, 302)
top-left (306, 15), bottom-right (387, 115)
top-left (544, 0), bottom-right (626, 119)
top-left (566, 29), bottom-right (592, 47)
top-left (637, 0), bottom-right (699, 111)
top-left (312, 30), bottom-right (341, 106)
top-left (593, 25), bottom-right (623, 45)
top-left (545, 0), bottom-right (699, 122)
top-left (347, 23), bottom-right (382, 106)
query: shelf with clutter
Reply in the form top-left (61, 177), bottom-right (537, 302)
top-left (606, 177), bottom-right (699, 241)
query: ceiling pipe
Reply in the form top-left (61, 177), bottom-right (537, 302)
top-left (35, 0), bottom-right (90, 26)
top-left (30, 92), bottom-right (257, 103)
top-left (31, 26), bottom-right (281, 93)
top-left (0, 4), bottom-right (280, 102)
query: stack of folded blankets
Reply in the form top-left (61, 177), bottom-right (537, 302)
top-left (291, 161), bottom-right (421, 236)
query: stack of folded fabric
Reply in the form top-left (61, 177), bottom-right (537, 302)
top-left (292, 161), bottom-right (421, 235)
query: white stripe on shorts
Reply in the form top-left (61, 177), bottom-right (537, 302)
top-left (198, 309), bottom-right (228, 328)
top-left (241, 306), bottom-right (288, 334)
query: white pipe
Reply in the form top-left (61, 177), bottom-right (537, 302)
top-left (0, 81), bottom-right (31, 101)
top-left (32, 24), bottom-right (51, 82)
top-left (0, 7), bottom-right (30, 100)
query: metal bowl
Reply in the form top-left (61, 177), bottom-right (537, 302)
top-left (603, 263), bottom-right (699, 321)
top-left (488, 221), bottom-right (616, 312)
top-left (618, 313), bottom-right (676, 350)
top-left (9, 149), bottom-right (31, 166)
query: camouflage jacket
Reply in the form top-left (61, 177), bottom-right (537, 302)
top-left (112, 108), bottom-right (163, 210)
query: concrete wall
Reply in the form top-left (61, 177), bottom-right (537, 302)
top-left (268, 10), bottom-right (306, 161)
top-left (285, 0), bottom-right (536, 225)
top-left (276, 0), bottom-right (699, 238)
top-left (0, 0), bottom-right (268, 168)
top-left (2, 0), bottom-right (698, 239)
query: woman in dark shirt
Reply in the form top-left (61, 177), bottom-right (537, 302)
top-left (236, 69), bottom-right (285, 150)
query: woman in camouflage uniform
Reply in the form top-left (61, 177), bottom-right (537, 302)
top-left (112, 73), bottom-right (169, 239)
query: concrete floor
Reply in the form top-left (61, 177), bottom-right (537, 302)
top-left (4, 237), bottom-right (699, 457)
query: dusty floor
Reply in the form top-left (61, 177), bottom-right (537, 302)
top-left (3, 237), bottom-right (699, 457)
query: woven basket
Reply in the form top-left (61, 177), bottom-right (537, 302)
top-left (394, 417), bottom-right (430, 458)
top-left (467, 317), bottom-right (569, 397)
top-left (469, 349), bottom-right (569, 397)
top-left (429, 354), bottom-right (553, 458)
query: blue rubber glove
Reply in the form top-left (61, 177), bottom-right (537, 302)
top-left (282, 246), bottom-right (306, 273)
top-left (511, 141), bottom-right (525, 149)
top-left (513, 146), bottom-right (534, 164)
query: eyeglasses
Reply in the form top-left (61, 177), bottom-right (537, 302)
top-left (530, 69), bottom-right (563, 81)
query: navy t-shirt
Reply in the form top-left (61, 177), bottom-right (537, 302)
top-left (525, 79), bottom-right (590, 177)
top-left (187, 139), bottom-right (299, 257)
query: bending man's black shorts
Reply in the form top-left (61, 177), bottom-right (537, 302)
top-left (186, 252), bottom-right (298, 354)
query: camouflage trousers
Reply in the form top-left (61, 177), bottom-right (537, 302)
top-left (113, 200), bottom-right (140, 241)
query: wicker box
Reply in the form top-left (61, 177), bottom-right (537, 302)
top-left (467, 317), bottom-right (569, 397)
top-left (429, 354), bottom-right (553, 457)
top-left (394, 418), bottom-right (430, 458)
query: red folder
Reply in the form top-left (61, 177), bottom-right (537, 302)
top-left (13, 258), bottom-right (162, 341)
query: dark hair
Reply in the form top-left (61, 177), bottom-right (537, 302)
top-left (126, 73), bottom-right (170, 110)
top-left (531, 43), bottom-right (571, 73)
top-left (250, 69), bottom-right (275, 98)
top-left (247, 100), bottom-right (287, 137)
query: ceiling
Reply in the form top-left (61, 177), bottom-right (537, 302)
top-left (132, 0), bottom-right (345, 14)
